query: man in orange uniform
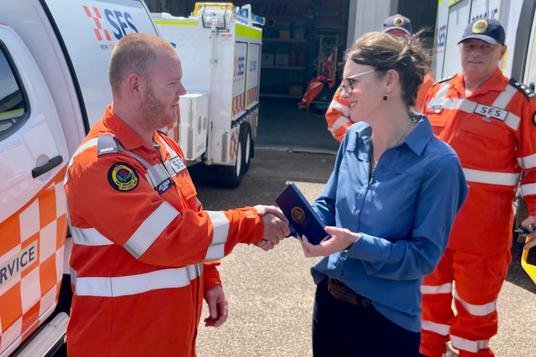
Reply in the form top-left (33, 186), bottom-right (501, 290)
top-left (419, 19), bottom-right (536, 357)
top-left (64, 33), bottom-right (290, 356)
top-left (325, 14), bottom-right (433, 142)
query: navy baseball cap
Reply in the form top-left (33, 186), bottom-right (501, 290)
top-left (382, 14), bottom-right (412, 35)
top-left (458, 18), bottom-right (505, 45)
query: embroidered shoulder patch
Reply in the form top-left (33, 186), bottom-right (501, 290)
top-left (108, 162), bottom-right (139, 192)
top-left (509, 78), bottom-right (536, 99)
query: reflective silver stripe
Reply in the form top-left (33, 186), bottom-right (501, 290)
top-left (73, 265), bottom-right (202, 297)
top-left (442, 98), bottom-right (477, 113)
top-left (421, 282), bottom-right (452, 294)
top-left (196, 198), bottom-right (203, 209)
top-left (65, 138), bottom-right (99, 184)
top-left (71, 227), bottom-right (113, 246)
top-left (146, 163), bottom-right (172, 187)
top-left (421, 320), bottom-right (449, 336)
top-left (68, 138), bottom-right (99, 169)
top-left (435, 82), bottom-right (450, 100)
top-left (492, 84), bottom-right (517, 109)
top-left (520, 183), bottom-right (536, 197)
top-left (205, 211), bottom-right (230, 261)
top-left (451, 335), bottom-right (489, 353)
top-left (453, 288), bottom-right (496, 316)
top-left (504, 112), bottom-right (521, 130)
top-left (518, 153), bottom-right (536, 169)
top-left (205, 244), bottom-right (225, 261)
top-left (328, 100), bottom-right (350, 117)
top-left (462, 168), bottom-right (519, 186)
top-left (430, 97), bottom-right (521, 130)
top-left (329, 115), bottom-right (351, 132)
top-left (124, 202), bottom-right (180, 258)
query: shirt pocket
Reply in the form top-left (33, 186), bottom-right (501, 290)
top-left (452, 117), bottom-right (515, 168)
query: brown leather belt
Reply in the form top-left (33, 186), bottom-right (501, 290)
top-left (327, 278), bottom-right (372, 308)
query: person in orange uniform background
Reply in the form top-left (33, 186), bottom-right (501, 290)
top-left (64, 33), bottom-right (290, 357)
top-left (419, 19), bottom-right (536, 357)
top-left (325, 14), bottom-right (434, 142)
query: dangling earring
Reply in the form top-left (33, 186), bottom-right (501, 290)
top-left (383, 94), bottom-right (389, 101)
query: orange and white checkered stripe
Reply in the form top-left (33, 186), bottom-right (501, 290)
top-left (232, 93), bottom-right (246, 117)
top-left (0, 168), bottom-right (68, 356)
top-left (246, 86), bottom-right (259, 108)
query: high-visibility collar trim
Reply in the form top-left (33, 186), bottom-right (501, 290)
top-left (72, 264), bottom-right (203, 297)
top-left (462, 168), bottom-right (519, 186)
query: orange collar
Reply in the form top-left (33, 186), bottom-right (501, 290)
top-left (452, 68), bottom-right (507, 98)
top-left (102, 105), bottom-right (158, 152)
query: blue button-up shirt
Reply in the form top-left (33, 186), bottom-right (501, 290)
top-left (311, 118), bottom-right (467, 332)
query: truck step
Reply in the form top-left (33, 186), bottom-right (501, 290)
top-left (13, 312), bottom-right (68, 357)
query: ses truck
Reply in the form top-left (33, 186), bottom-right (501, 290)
top-left (152, 2), bottom-right (264, 188)
top-left (0, 0), bottom-right (261, 355)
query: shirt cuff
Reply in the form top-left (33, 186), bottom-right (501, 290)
top-left (346, 232), bottom-right (392, 263)
top-left (203, 261), bottom-right (222, 290)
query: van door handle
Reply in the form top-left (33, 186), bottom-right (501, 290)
top-left (32, 155), bottom-right (63, 178)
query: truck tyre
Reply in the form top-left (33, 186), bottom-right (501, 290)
top-left (240, 124), bottom-right (252, 174)
top-left (216, 136), bottom-right (243, 188)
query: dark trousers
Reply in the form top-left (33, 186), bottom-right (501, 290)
top-left (312, 279), bottom-right (420, 357)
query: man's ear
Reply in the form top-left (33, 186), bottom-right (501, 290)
top-left (125, 72), bottom-right (144, 99)
top-left (500, 45), bottom-right (507, 59)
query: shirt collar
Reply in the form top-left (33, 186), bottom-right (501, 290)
top-left (453, 68), bottom-right (507, 97)
top-left (347, 116), bottom-right (433, 157)
top-left (102, 105), bottom-right (156, 151)
top-left (403, 115), bottom-right (433, 156)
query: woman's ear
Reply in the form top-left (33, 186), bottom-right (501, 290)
top-left (385, 69), bottom-right (400, 93)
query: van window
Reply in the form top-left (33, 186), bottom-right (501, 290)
top-left (0, 45), bottom-right (28, 139)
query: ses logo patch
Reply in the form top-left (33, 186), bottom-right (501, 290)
top-left (83, 5), bottom-right (139, 42)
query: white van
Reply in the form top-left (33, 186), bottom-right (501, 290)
top-left (0, 1), bottom-right (158, 355)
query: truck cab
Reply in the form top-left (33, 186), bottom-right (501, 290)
top-left (0, 1), bottom-right (158, 354)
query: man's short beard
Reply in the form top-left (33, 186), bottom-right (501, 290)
top-left (141, 84), bottom-right (165, 130)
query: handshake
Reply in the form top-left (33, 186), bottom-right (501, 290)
top-left (253, 205), bottom-right (291, 251)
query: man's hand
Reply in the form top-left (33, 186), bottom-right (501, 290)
top-left (521, 215), bottom-right (536, 250)
top-left (299, 226), bottom-right (358, 257)
top-left (204, 285), bottom-right (228, 328)
top-left (254, 205), bottom-right (290, 251)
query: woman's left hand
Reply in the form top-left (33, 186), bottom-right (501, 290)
top-left (299, 226), bottom-right (360, 257)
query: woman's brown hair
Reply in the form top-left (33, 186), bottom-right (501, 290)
top-left (345, 31), bottom-right (431, 107)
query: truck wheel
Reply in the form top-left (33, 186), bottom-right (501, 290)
top-left (241, 124), bottom-right (252, 174)
top-left (216, 137), bottom-right (243, 188)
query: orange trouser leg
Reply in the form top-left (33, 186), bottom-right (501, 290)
top-left (420, 249), bottom-right (455, 357)
top-left (449, 250), bottom-right (511, 357)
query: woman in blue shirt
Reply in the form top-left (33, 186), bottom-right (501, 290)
top-left (299, 32), bottom-right (468, 356)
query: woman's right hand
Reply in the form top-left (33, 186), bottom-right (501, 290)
top-left (299, 226), bottom-right (360, 257)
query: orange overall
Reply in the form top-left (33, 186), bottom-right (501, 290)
top-left (65, 106), bottom-right (264, 357)
top-left (325, 73), bottom-right (433, 142)
top-left (420, 70), bottom-right (536, 357)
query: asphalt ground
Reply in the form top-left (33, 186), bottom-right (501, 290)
top-left (191, 148), bottom-right (536, 357)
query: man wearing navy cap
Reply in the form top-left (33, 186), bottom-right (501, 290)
top-left (420, 18), bottom-right (536, 357)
